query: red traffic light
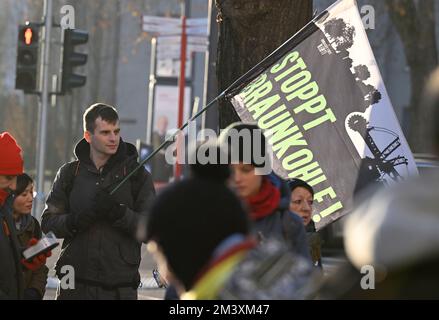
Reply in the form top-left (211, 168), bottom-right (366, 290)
top-left (18, 24), bottom-right (39, 45)
top-left (16, 23), bottom-right (40, 92)
top-left (24, 27), bottom-right (33, 45)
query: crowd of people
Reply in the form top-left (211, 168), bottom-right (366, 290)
top-left (1, 66), bottom-right (439, 299)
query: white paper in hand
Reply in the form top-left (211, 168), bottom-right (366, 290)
top-left (22, 231), bottom-right (59, 262)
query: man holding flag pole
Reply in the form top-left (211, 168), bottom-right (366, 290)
top-left (41, 103), bottom-right (155, 300)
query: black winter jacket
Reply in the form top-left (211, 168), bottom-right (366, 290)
top-left (253, 175), bottom-right (311, 262)
top-left (0, 196), bottom-right (24, 299)
top-left (41, 138), bottom-right (155, 288)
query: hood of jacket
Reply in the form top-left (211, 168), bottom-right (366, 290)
top-left (73, 138), bottom-right (138, 172)
top-left (344, 174), bottom-right (439, 271)
top-left (267, 173), bottom-right (290, 211)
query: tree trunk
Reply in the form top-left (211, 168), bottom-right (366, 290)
top-left (215, 0), bottom-right (313, 129)
top-left (386, 0), bottom-right (438, 152)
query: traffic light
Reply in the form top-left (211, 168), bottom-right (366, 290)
top-left (61, 28), bottom-right (88, 93)
top-left (15, 22), bottom-right (40, 92)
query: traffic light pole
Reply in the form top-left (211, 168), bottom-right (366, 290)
top-left (201, 0), bottom-right (213, 132)
top-left (34, 0), bottom-right (53, 220)
top-left (175, 3), bottom-right (187, 181)
top-left (146, 37), bottom-right (157, 145)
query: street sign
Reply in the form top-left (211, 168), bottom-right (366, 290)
top-left (157, 35), bottom-right (208, 46)
top-left (158, 43), bottom-right (208, 55)
top-left (143, 25), bottom-right (207, 36)
top-left (142, 16), bottom-right (207, 27)
top-left (142, 24), bottom-right (181, 35)
top-left (185, 26), bottom-right (209, 36)
top-left (142, 16), bottom-right (208, 36)
top-left (187, 44), bottom-right (208, 52)
top-left (156, 58), bottom-right (192, 78)
top-left (157, 36), bottom-right (181, 45)
top-left (142, 15), bottom-right (180, 26)
top-left (154, 85), bottom-right (191, 128)
top-left (186, 17), bottom-right (208, 27)
top-left (157, 48), bottom-right (191, 60)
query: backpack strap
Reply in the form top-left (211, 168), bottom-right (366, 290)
top-left (61, 160), bottom-right (80, 201)
top-left (59, 160), bottom-right (80, 247)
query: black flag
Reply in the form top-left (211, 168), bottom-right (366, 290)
top-left (225, 0), bottom-right (417, 230)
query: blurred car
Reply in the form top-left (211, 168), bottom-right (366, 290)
top-left (413, 153), bottom-right (439, 175)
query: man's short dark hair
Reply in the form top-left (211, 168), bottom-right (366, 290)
top-left (83, 103), bottom-right (119, 133)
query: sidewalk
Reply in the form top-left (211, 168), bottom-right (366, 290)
top-left (43, 242), bottom-right (165, 300)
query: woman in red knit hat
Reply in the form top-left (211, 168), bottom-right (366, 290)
top-left (0, 132), bottom-right (50, 300)
top-left (0, 132), bottom-right (25, 299)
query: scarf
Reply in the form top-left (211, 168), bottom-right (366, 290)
top-left (245, 177), bottom-right (280, 220)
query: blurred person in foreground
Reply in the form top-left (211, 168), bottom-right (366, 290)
top-left (0, 133), bottom-right (48, 299)
top-left (319, 68), bottom-right (439, 299)
top-left (147, 144), bottom-right (314, 300)
top-left (0, 132), bottom-right (25, 299)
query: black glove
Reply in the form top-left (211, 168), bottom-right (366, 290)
top-left (95, 190), bottom-right (126, 223)
top-left (66, 209), bottom-right (97, 233)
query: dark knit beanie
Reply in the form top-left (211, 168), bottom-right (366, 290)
top-left (189, 141), bottom-right (230, 182)
top-left (219, 122), bottom-right (268, 168)
top-left (147, 168), bottom-right (249, 290)
top-left (287, 178), bottom-right (314, 197)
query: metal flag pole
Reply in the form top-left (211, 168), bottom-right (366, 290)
top-left (110, 91), bottom-right (225, 195)
top-left (111, 0), bottom-right (306, 195)
top-left (34, 0), bottom-right (53, 219)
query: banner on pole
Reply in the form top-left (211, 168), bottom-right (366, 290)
top-left (225, 0), bottom-right (418, 230)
